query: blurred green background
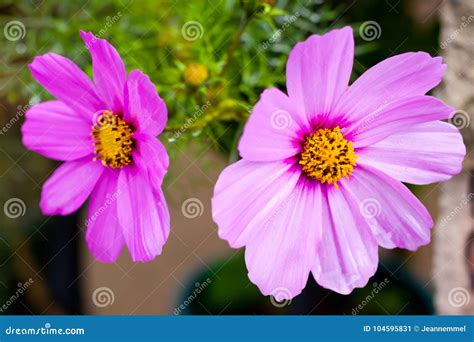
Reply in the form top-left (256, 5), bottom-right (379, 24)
top-left (0, 0), bottom-right (443, 315)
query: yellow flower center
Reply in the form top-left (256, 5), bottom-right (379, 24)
top-left (299, 126), bottom-right (357, 187)
top-left (91, 111), bottom-right (134, 169)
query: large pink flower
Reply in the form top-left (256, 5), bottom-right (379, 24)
top-left (22, 31), bottom-right (170, 263)
top-left (212, 27), bottom-right (465, 297)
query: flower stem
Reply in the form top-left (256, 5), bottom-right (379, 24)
top-left (219, 13), bottom-right (252, 78)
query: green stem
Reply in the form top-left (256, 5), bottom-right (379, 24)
top-left (219, 13), bottom-right (252, 78)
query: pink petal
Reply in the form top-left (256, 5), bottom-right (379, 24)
top-left (117, 162), bottom-right (169, 262)
top-left (22, 101), bottom-right (92, 161)
top-left (134, 133), bottom-right (169, 190)
top-left (286, 26), bottom-right (353, 124)
top-left (244, 180), bottom-right (322, 299)
top-left (335, 52), bottom-right (445, 124)
top-left (346, 96), bottom-right (453, 147)
top-left (342, 165), bottom-right (433, 251)
top-left (123, 70), bottom-right (167, 135)
top-left (40, 157), bottom-right (103, 216)
top-left (312, 185), bottom-right (378, 295)
top-left (357, 121), bottom-right (465, 184)
top-left (86, 169), bottom-right (124, 263)
top-left (238, 88), bottom-right (304, 162)
top-left (80, 31), bottom-right (127, 114)
top-left (29, 53), bottom-right (105, 121)
top-left (212, 159), bottom-right (301, 248)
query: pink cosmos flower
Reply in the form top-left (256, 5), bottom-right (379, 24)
top-left (212, 27), bottom-right (466, 297)
top-left (22, 31), bottom-right (170, 263)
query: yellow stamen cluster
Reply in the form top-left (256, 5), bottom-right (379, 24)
top-left (91, 111), bottom-right (134, 169)
top-left (299, 126), bottom-right (357, 187)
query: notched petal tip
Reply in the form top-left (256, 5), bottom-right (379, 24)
top-left (297, 25), bottom-right (353, 46)
top-left (80, 30), bottom-right (97, 47)
top-left (39, 157), bottom-right (103, 217)
top-left (28, 53), bottom-right (58, 74)
top-left (86, 239), bottom-right (122, 264)
top-left (39, 200), bottom-right (65, 216)
top-left (247, 270), bottom-right (303, 300)
top-left (316, 271), bottom-right (375, 295)
top-left (129, 251), bottom-right (162, 263)
top-left (286, 25), bottom-right (354, 121)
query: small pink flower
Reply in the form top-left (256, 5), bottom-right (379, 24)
top-left (22, 31), bottom-right (170, 263)
top-left (212, 27), bottom-right (465, 297)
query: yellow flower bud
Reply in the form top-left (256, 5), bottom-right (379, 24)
top-left (183, 64), bottom-right (209, 87)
